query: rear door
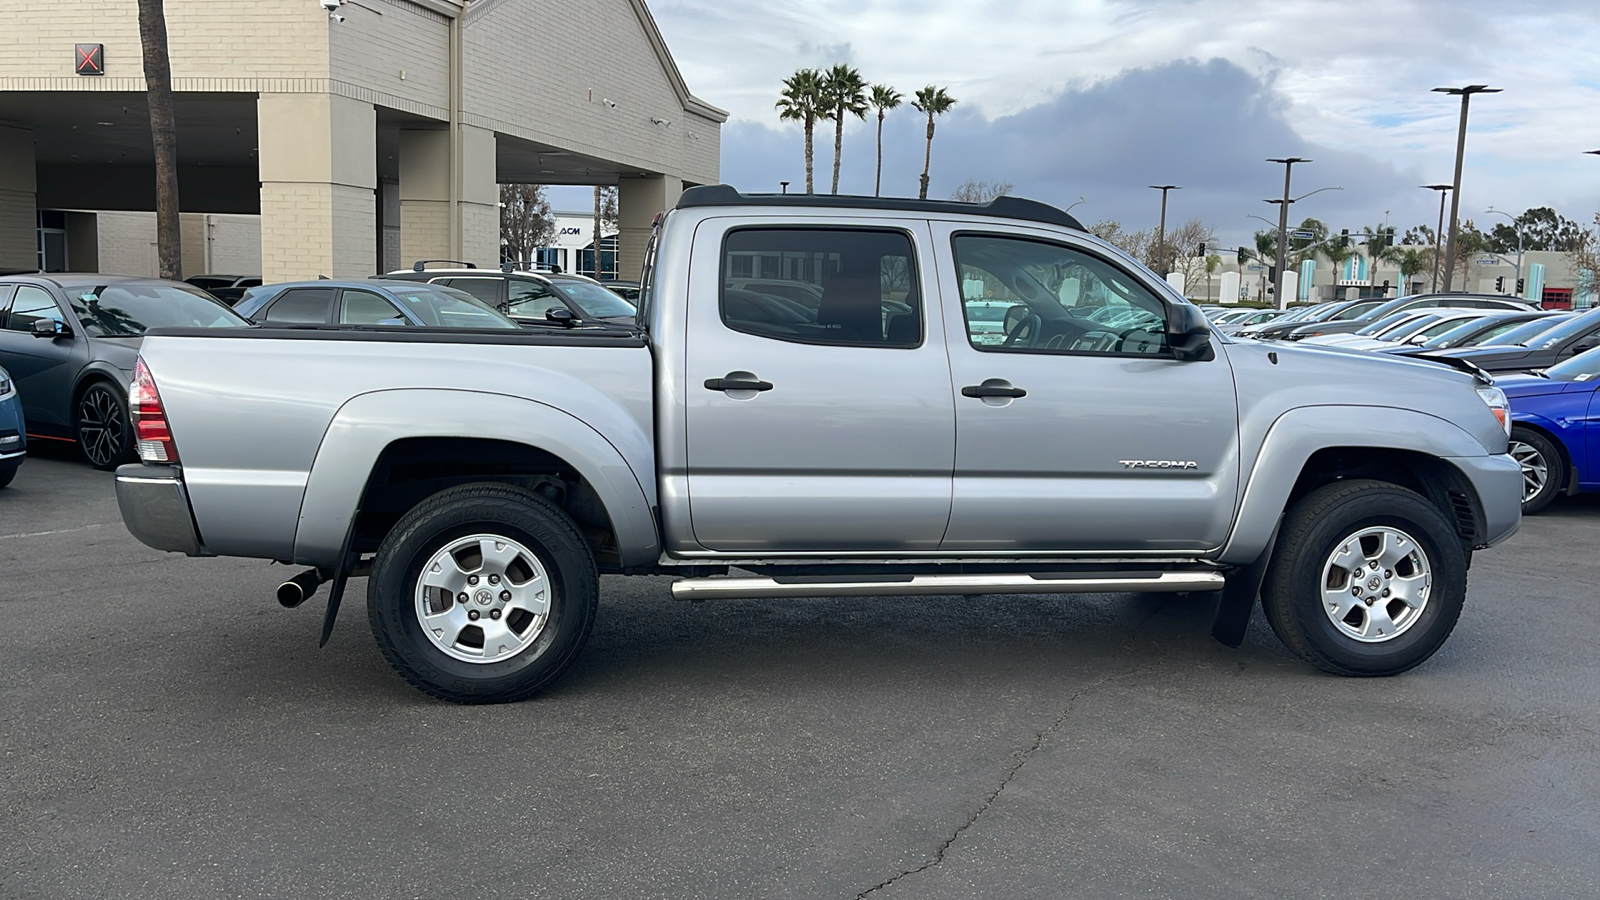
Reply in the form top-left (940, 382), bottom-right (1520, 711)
top-left (932, 226), bottom-right (1240, 552)
top-left (682, 218), bottom-right (956, 552)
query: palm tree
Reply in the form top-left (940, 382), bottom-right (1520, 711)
top-left (776, 69), bottom-right (825, 194)
top-left (1361, 223), bottom-right (1403, 295)
top-left (820, 65), bottom-right (869, 195)
top-left (911, 85), bottom-right (956, 200)
top-left (137, 0), bottom-right (181, 280)
top-left (868, 84), bottom-right (902, 197)
top-left (1398, 248), bottom-right (1428, 295)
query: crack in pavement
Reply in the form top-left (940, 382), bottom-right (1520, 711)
top-left (855, 663), bottom-right (1152, 899)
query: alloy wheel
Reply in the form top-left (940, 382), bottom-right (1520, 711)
top-left (413, 533), bottom-right (551, 664)
top-left (1320, 526), bottom-right (1432, 643)
top-left (1509, 439), bottom-right (1548, 502)
top-left (77, 385), bottom-right (126, 468)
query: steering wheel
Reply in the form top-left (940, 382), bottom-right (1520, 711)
top-left (1003, 313), bottom-right (1043, 349)
top-left (1070, 330), bottom-right (1122, 353)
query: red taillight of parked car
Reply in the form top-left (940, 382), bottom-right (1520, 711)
top-left (129, 358), bottom-right (179, 464)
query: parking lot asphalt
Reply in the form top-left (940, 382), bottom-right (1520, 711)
top-left (3, 449), bottom-right (1598, 899)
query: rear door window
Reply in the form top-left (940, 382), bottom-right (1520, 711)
top-left (261, 288), bottom-right (335, 324)
top-left (437, 278), bottom-right (505, 308)
top-left (339, 289), bottom-right (406, 325)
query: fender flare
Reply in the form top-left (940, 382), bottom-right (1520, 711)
top-left (292, 388), bottom-right (659, 568)
top-left (1218, 405), bottom-right (1488, 564)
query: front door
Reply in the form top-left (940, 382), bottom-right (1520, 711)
top-left (0, 285), bottom-right (79, 429)
top-left (683, 220), bottom-right (955, 552)
top-left (932, 227), bottom-right (1240, 552)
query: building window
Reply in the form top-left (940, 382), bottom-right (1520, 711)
top-left (37, 210), bottom-right (67, 272)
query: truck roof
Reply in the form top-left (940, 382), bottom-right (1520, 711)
top-left (675, 184), bottom-right (1087, 232)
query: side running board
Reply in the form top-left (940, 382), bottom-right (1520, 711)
top-left (670, 570), bottom-right (1224, 601)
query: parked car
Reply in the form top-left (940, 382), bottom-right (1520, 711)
top-left (1382, 310), bottom-right (1557, 356)
top-left (1243, 299), bottom-right (1386, 340)
top-left (233, 280), bottom-right (521, 330)
top-left (1497, 346), bottom-right (1600, 513)
top-left (599, 279), bottom-right (641, 303)
top-left (1421, 307), bottom-right (1600, 374)
top-left (0, 364), bottom-right (24, 488)
top-left (1299, 310), bottom-right (1440, 347)
top-left (114, 184), bottom-right (1521, 703)
top-left (1310, 312), bottom-right (1491, 354)
top-left (0, 274), bottom-right (246, 468)
top-left (1281, 293), bottom-right (1532, 341)
top-left (1215, 308), bottom-right (1291, 335)
top-left (381, 265), bottom-right (636, 329)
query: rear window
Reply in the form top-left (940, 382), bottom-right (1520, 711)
top-left (69, 283), bottom-right (246, 335)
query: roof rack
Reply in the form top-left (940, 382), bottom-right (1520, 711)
top-left (412, 259), bottom-right (477, 272)
top-left (674, 184), bottom-right (1085, 231)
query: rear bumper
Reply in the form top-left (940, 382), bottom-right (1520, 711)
top-left (1452, 453), bottom-right (1522, 548)
top-left (115, 464), bottom-right (206, 556)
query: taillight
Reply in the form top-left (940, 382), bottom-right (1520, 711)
top-left (129, 358), bottom-right (179, 463)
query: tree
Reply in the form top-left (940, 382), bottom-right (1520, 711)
top-left (592, 185), bottom-right (617, 278)
top-left (1398, 248), bottom-right (1429, 293)
top-left (820, 64), bottom-right (868, 195)
top-left (868, 84), bottom-right (902, 197)
top-left (911, 85), bottom-right (956, 200)
top-left (1360, 223), bottom-right (1402, 290)
top-left (1448, 220), bottom-right (1494, 286)
top-left (137, 0), bottom-right (181, 280)
top-left (1488, 206), bottom-right (1586, 254)
top-left (776, 69), bottom-right (826, 194)
top-left (499, 184), bottom-right (555, 266)
top-left (1088, 220), bottom-right (1151, 263)
top-left (1160, 219), bottom-right (1216, 291)
top-left (949, 180), bottom-right (1012, 203)
top-left (1566, 213), bottom-right (1600, 302)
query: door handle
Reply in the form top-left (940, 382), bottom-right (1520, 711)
top-left (705, 372), bottom-right (774, 393)
top-left (961, 379), bottom-right (1026, 399)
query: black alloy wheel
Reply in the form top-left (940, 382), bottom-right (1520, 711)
top-left (76, 382), bottom-right (134, 470)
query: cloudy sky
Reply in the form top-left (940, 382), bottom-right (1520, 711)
top-left (624, 0), bottom-right (1600, 250)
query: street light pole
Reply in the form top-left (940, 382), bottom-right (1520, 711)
top-left (1485, 207), bottom-right (1524, 296)
top-left (1148, 185), bottom-right (1180, 276)
top-left (1433, 85), bottom-right (1500, 291)
top-left (1421, 184), bottom-right (1452, 293)
top-left (1266, 158), bottom-right (1306, 308)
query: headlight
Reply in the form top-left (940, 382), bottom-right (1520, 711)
top-left (0, 374), bottom-right (11, 396)
top-left (1476, 385), bottom-right (1510, 435)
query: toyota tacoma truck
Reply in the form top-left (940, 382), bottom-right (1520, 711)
top-left (115, 185), bottom-right (1523, 703)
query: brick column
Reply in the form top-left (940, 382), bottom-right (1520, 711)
top-left (617, 174), bottom-right (682, 282)
top-left (257, 93), bottom-right (376, 281)
top-left (0, 123), bottom-right (37, 270)
top-left (399, 124), bottom-right (498, 268)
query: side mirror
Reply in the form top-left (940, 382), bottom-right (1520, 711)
top-left (32, 318), bottom-right (68, 339)
top-left (545, 307), bottom-right (578, 328)
top-left (1167, 304), bottom-right (1215, 361)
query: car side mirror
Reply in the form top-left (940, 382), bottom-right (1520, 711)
top-left (545, 307), bottom-right (578, 328)
top-left (1167, 304), bottom-right (1215, 362)
top-left (31, 318), bottom-right (68, 339)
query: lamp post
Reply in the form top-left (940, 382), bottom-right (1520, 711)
top-left (1148, 185), bottom-right (1180, 276)
top-left (1421, 184), bottom-right (1452, 293)
top-left (1432, 85), bottom-right (1501, 291)
top-left (1265, 158), bottom-right (1306, 307)
top-left (1485, 206), bottom-right (1524, 297)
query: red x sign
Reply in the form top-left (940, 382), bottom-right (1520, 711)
top-left (75, 43), bottom-right (104, 76)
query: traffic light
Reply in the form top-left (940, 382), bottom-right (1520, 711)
top-left (1339, 229), bottom-right (1350, 247)
top-left (1196, 242), bottom-right (1206, 258)
top-left (1495, 276), bottom-right (1505, 293)
top-left (1237, 247), bottom-right (1248, 265)
top-left (1517, 278), bottom-right (1526, 295)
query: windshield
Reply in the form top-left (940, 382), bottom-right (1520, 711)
top-left (1375, 314), bottom-right (1441, 339)
top-left (1330, 300), bottom-right (1385, 321)
top-left (1356, 311), bottom-right (1421, 336)
top-left (68, 283), bottom-right (246, 336)
top-left (1544, 346), bottom-right (1600, 381)
top-left (550, 281), bottom-right (636, 318)
top-left (1525, 308), bottom-right (1600, 350)
top-left (1426, 317), bottom-right (1524, 349)
top-left (1479, 314), bottom-right (1574, 347)
top-left (389, 285), bottom-right (519, 329)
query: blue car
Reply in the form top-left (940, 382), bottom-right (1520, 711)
top-left (1501, 346), bottom-right (1600, 513)
top-left (0, 364), bottom-right (24, 489)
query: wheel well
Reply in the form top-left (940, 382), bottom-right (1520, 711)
top-left (1510, 421), bottom-right (1573, 493)
top-left (70, 375), bottom-right (122, 420)
top-left (1288, 447), bottom-right (1485, 549)
top-left (351, 437), bottom-right (622, 570)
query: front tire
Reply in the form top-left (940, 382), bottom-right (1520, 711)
top-left (367, 483), bottom-right (598, 704)
top-left (1509, 426), bottom-right (1561, 515)
top-left (1262, 479), bottom-right (1466, 677)
top-left (76, 382), bottom-right (134, 470)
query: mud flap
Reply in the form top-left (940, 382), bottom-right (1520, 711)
top-left (319, 508), bottom-right (361, 648)
top-left (1211, 522), bottom-right (1280, 648)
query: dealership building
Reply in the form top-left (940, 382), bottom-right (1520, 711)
top-left (0, 0), bottom-right (724, 282)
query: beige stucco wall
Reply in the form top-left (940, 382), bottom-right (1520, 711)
top-left (0, 123), bottom-right (36, 269)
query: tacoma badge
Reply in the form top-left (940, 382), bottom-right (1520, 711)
top-left (1119, 460), bottom-right (1199, 469)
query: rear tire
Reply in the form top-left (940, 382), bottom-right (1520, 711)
top-left (1509, 426), bottom-right (1561, 515)
top-left (367, 482), bottom-right (598, 704)
top-left (1262, 479), bottom-right (1466, 677)
top-left (0, 466), bottom-right (14, 489)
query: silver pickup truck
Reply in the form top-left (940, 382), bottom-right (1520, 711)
top-left (116, 186), bottom-right (1522, 703)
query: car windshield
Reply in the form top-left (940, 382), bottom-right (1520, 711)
top-left (1544, 346), bottom-right (1600, 381)
top-left (387, 285), bottom-right (520, 329)
top-left (1375, 314), bottom-right (1441, 339)
top-left (1299, 303), bottom-right (1354, 323)
top-left (68, 283), bottom-right (246, 336)
top-left (1355, 311), bottom-right (1422, 336)
top-left (1425, 317), bottom-right (1527, 349)
top-left (1479, 315), bottom-right (1574, 347)
top-left (1330, 301), bottom-right (1385, 321)
top-left (1525, 308), bottom-right (1600, 350)
top-left (549, 281), bottom-right (636, 318)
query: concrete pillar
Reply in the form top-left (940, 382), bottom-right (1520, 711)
top-left (617, 174), bottom-right (683, 281)
top-left (0, 123), bottom-right (37, 270)
top-left (399, 124), bottom-right (498, 268)
top-left (1219, 271), bottom-right (1240, 305)
top-left (257, 93), bottom-right (376, 282)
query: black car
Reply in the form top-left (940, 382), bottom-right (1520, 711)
top-left (1382, 310), bottom-right (1557, 356)
top-left (380, 265), bottom-right (636, 329)
top-left (0, 274), bottom-right (247, 468)
top-left (1246, 299), bottom-right (1385, 340)
top-left (1281, 292), bottom-right (1531, 341)
top-left (1420, 307), bottom-right (1600, 373)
